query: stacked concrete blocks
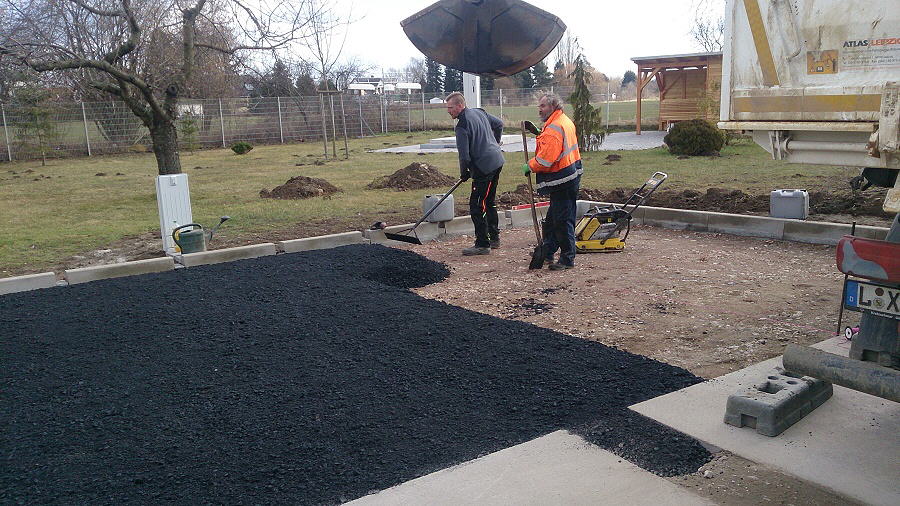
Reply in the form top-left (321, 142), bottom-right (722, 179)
top-left (724, 366), bottom-right (833, 436)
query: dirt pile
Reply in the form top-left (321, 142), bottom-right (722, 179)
top-left (497, 184), bottom-right (549, 207)
top-left (367, 162), bottom-right (456, 191)
top-left (260, 176), bottom-right (341, 199)
top-left (579, 187), bottom-right (891, 217)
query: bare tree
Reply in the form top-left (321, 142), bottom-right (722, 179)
top-left (689, 0), bottom-right (724, 52)
top-left (298, 0), bottom-right (356, 91)
top-left (553, 29), bottom-right (581, 69)
top-left (0, 0), bottom-right (327, 175)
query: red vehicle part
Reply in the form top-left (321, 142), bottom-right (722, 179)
top-left (836, 235), bottom-right (900, 284)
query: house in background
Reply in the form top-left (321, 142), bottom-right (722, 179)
top-left (631, 52), bottom-right (723, 134)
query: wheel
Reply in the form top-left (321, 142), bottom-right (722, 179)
top-left (844, 326), bottom-right (855, 340)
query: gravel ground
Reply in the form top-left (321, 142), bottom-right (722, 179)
top-left (1, 245), bottom-right (710, 504)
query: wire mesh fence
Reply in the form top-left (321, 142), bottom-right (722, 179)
top-left (0, 85), bottom-right (657, 163)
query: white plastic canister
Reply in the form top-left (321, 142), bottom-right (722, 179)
top-left (422, 193), bottom-right (455, 222)
top-left (770, 189), bottom-right (809, 219)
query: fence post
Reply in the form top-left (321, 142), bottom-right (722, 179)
top-left (421, 92), bottom-right (426, 131)
top-left (381, 94), bottom-right (386, 133)
top-left (80, 102), bottom-right (92, 156)
top-left (218, 99), bottom-right (226, 148)
top-left (358, 95), bottom-right (364, 137)
top-left (277, 97), bottom-right (284, 143)
top-left (340, 93), bottom-right (349, 159)
top-left (329, 95), bottom-right (337, 158)
top-left (319, 93), bottom-right (329, 160)
top-left (1, 104), bottom-right (11, 162)
top-left (499, 89), bottom-right (503, 120)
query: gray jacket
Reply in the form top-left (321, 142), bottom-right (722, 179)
top-left (455, 108), bottom-right (504, 178)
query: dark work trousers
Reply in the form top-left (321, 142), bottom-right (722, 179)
top-left (541, 177), bottom-right (581, 266)
top-left (468, 168), bottom-right (502, 247)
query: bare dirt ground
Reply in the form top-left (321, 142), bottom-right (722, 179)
top-left (407, 225), bottom-right (860, 505)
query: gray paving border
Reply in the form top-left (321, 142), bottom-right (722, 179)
top-left (1, 205), bottom-right (890, 296)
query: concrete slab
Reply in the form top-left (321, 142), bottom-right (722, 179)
top-left (178, 243), bottom-right (277, 267)
top-left (506, 207), bottom-right (548, 229)
top-left (64, 257), bottom-right (174, 285)
top-left (630, 338), bottom-right (900, 506)
top-left (598, 131), bottom-right (666, 150)
top-left (0, 272), bottom-right (58, 295)
top-left (642, 206), bottom-right (708, 231)
top-left (706, 212), bottom-right (785, 239)
top-left (278, 232), bottom-right (368, 254)
top-left (782, 220), bottom-right (853, 245)
top-left (384, 222), bottom-right (445, 243)
top-left (347, 430), bottom-right (713, 506)
top-left (442, 216), bottom-right (476, 235)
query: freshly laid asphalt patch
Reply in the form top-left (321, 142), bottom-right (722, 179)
top-left (1, 245), bottom-right (710, 504)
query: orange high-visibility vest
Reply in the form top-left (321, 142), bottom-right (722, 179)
top-left (527, 109), bottom-right (581, 173)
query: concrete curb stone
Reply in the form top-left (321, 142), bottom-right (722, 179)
top-left (278, 232), bottom-right (368, 254)
top-left (64, 257), bottom-right (175, 285)
top-left (178, 243), bottom-right (277, 267)
top-left (0, 272), bottom-right (58, 295)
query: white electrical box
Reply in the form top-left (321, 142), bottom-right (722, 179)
top-left (155, 174), bottom-right (193, 254)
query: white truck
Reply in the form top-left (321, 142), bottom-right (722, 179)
top-left (718, 0), bottom-right (899, 212)
top-left (719, 0), bottom-right (899, 404)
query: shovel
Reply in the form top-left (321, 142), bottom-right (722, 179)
top-left (522, 124), bottom-right (545, 269)
top-left (384, 178), bottom-right (464, 245)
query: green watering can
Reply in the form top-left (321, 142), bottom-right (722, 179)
top-left (172, 216), bottom-right (230, 254)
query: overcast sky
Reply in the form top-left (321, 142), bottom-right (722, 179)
top-left (337, 0), bottom-right (721, 78)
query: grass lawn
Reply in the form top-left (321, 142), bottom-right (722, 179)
top-left (0, 129), bottom-right (857, 276)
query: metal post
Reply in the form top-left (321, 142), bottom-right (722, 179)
top-left (81, 102), bottom-right (92, 156)
top-left (2, 103), bottom-right (13, 162)
top-left (319, 94), bottom-right (329, 159)
top-left (407, 93), bottom-right (411, 133)
top-left (606, 82), bottom-right (610, 131)
top-left (358, 95), bottom-right (364, 137)
top-left (218, 99), bottom-right (226, 148)
top-left (340, 93), bottom-right (349, 159)
top-left (421, 92), bottom-right (426, 131)
top-left (277, 96), bottom-right (284, 143)
top-left (499, 89), bottom-right (503, 120)
top-left (329, 95), bottom-right (337, 158)
top-left (381, 94), bottom-right (386, 133)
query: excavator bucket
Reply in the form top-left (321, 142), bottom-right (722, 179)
top-left (401, 0), bottom-right (566, 77)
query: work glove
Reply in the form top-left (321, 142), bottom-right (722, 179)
top-left (521, 163), bottom-right (531, 176)
top-left (523, 120), bottom-right (541, 136)
top-left (460, 167), bottom-right (471, 182)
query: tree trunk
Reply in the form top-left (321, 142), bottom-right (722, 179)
top-left (150, 118), bottom-right (182, 175)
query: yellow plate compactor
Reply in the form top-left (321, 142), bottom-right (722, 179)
top-left (575, 171), bottom-right (667, 252)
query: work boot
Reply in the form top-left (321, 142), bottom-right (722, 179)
top-left (489, 238), bottom-right (501, 249)
top-left (548, 262), bottom-right (574, 271)
top-left (462, 246), bottom-right (491, 256)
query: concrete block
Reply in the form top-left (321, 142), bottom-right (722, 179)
top-left (782, 220), bottom-right (852, 245)
top-left (851, 224), bottom-right (889, 241)
top-left (642, 206), bottom-right (708, 231)
top-left (724, 367), bottom-right (832, 437)
top-left (178, 243), bottom-right (277, 267)
top-left (506, 207), bottom-right (548, 229)
top-left (706, 212), bottom-right (785, 239)
top-left (278, 232), bottom-right (367, 253)
top-left (383, 222), bottom-right (444, 244)
top-left (443, 216), bottom-right (475, 235)
top-left (64, 257), bottom-right (175, 285)
top-left (0, 272), bottom-right (58, 296)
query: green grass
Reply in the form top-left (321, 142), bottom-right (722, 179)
top-left (0, 130), bottom-right (856, 276)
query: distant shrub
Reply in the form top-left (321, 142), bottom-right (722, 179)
top-left (664, 119), bottom-right (725, 156)
top-left (231, 142), bottom-right (253, 155)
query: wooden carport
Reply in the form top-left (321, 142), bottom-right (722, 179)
top-left (631, 52), bottom-right (722, 134)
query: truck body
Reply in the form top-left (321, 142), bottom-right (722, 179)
top-left (719, 0), bottom-right (899, 212)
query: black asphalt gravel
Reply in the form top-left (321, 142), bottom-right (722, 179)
top-left (1, 244), bottom-right (711, 504)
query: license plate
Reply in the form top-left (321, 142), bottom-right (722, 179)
top-left (844, 280), bottom-right (900, 320)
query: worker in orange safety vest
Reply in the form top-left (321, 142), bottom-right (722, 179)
top-left (522, 92), bottom-right (583, 270)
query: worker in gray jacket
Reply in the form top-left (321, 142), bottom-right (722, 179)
top-left (446, 91), bottom-right (505, 255)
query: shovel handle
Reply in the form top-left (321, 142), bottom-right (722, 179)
top-left (522, 125), bottom-right (542, 244)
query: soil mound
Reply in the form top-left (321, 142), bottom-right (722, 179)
top-left (497, 184), bottom-right (548, 208)
top-left (580, 186), bottom-right (890, 217)
top-left (260, 176), bottom-right (341, 199)
top-left (367, 162), bottom-right (456, 191)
